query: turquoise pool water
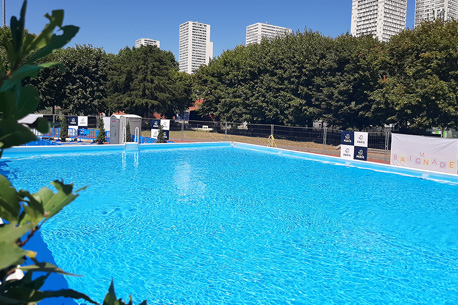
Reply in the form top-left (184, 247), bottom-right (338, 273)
top-left (5, 145), bottom-right (458, 304)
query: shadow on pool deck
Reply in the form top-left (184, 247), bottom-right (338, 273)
top-left (28, 232), bottom-right (79, 305)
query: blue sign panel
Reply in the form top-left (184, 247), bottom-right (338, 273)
top-left (341, 131), bottom-right (354, 145)
top-left (68, 116), bottom-right (78, 126)
top-left (77, 127), bottom-right (88, 135)
top-left (162, 130), bottom-right (169, 141)
top-left (353, 146), bottom-right (368, 161)
top-left (151, 119), bottom-right (161, 129)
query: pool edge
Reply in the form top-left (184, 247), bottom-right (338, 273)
top-left (233, 142), bottom-right (458, 184)
top-left (4, 140), bottom-right (458, 184)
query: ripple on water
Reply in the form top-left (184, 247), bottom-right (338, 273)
top-left (5, 146), bottom-right (458, 304)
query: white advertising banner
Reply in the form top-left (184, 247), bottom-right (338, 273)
top-left (354, 132), bottom-right (368, 148)
top-left (340, 145), bottom-right (354, 160)
top-left (151, 129), bottom-right (159, 139)
top-left (160, 119), bottom-right (170, 131)
top-left (391, 134), bottom-right (458, 174)
top-left (103, 117), bottom-right (111, 132)
top-left (78, 116), bottom-right (88, 127)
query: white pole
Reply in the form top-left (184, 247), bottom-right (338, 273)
top-left (3, 0), bottom-right (6, 27)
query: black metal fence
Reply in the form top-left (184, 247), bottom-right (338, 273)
top-left (139, 119), bottom-right (394, 163)
top-left (36, 114), bottom-right (444, 164)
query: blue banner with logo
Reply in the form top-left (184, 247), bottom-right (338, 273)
top-left (341, 131), bottom-right (354, 145)
top-left (353, 146), bottom-right (368, 161)
top-left (77, 127), bottom-right (88, 135)
top-left (151, 119), bottom-right (161, 129)
top-left (162, 130), bottom-right (169, 141)
top-left (68, 116), bottom-right (78, 126)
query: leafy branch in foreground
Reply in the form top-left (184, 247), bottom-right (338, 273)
top-left (0, 1), bottom-right (146, 304)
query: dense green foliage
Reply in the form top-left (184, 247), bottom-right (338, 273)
top-left (156, 125), bottom-right (165, 143)
top-left (96, 116), bottom-right (106, 144)
top-left (3, 17), bottom-right (457, 131)
top-left (0, 2), bottom-right (145, 304)
top-left (31, 44), bottom-right (110, 115)
top-left (60, 115), bottom-right (68, 141)
top-left (195, 20), bottom-right (458, 131)
top-left (106, 46), bottom-right (193, 117)
top-left (1, 30), bottom-right (193, 118)
top-left (370, 20), bottom-right (458, 132)
top-left (125, 121), bottom-right (132, 142)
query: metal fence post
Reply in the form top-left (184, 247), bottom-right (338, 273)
top-left (181, 120), bottom-right (184, 142)
top-left (225, 122), bottom-right (227, 141)
top-left (323, 127), bottom-right (327, 155)
top-left (271, 124), bottom-right (274, 137)
top-left (384, 130), bottom-right (390, 163)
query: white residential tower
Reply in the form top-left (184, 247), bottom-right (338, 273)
top-left (415, 0), bottom-right (458, 26)
top-left (351, 0), bottom-right (407, 42)
top-left (179, 21), bottom-right (213, 74)
top-left (246, 22), bottom-right (293, 45)
top-left (135, 38), bottom-right (160, 49)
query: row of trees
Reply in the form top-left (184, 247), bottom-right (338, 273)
top-left (195, 20), bottom-right (458, 131)
top-left (21, 39), bottom-right (193, 117)
top-left (2, 19), bottom-right (457, 131)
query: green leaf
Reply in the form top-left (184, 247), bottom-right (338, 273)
top-left (42, 181), bottom-right (80, 221)
top-left (18, 189), bottom-right (45, 226)
top-left (0, 222), bottom-right (33, 244)
top-left (19, 262), bottom-right (80, 276)
top-left (102, 280), bottom-right (146, 305)
top-left (27, 25), bottom-right (80, 64)
top-left (0, 175), bottom-right (21, 221)
top-left (0, 272), bottom-right (97, 304)
top-left (103, 280), bottom-right (117, 305)
top-left (0, 294), bottom-right (25, 304)
top-left (21, 204), bottom-right (44, 226)
top-left (16, 85), bottom-right (40, 119)
top-left (0, 90), bottom-right (16, 120)
top-left (29, 181), bottom-right (84, 223)
top-left (0, 62), bottom-right (62, 92)
top-left (7, 1), bottom-right (27, 68)
top-left (22, 32), bottom-right (36, 53)
top-left (0, 119), bottom-right (38, 149)
top-left (28, 117), bottom-right (50, 134)
top-left (0, 241), bottom-right (27, 270)
top-left (30, 289), bottom-right (99, 304)
top-left (33, 186), bottom-right (54, 204)
top-left (23, 10), bottom-right (64, 55)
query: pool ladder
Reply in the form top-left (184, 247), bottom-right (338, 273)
top-left (267, 135), bottom-right (277, 148)
top-left (124, 127), bottom-right (140, 151)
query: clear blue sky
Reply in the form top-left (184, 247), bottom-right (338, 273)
top-left (5, 0), bottom-right (416, 60)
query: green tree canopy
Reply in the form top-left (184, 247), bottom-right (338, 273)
top-left (317, 34), bottom-right (385, 129)
top-left (371, 20), bottom-right (458, 131)
top-left (106, 45), bottom-right (193, 117)
top-left (195, 21), bottom-right (458, 132)
top-left (31, 44), bottom-right (110, 115)
top-left (195, 30), bottom-right (384, 129)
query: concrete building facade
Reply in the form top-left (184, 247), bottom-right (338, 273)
top-left (246, 22), bottom-right (293, 45)
top-left (135, 38), bottom-right (160, 49)
top-left (415, 0), bottom-right (458, 26)
top-left (179, 21), bottom-right (213, 74)
top-left (351, 0), bottom-right (407, 42)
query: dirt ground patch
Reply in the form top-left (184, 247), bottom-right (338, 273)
top-left (141, 130), bottom-right (390, 164)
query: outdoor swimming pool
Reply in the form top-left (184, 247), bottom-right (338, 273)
top-left (3, 143), bottom-right (458, 304)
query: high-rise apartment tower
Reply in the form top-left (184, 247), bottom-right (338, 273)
top-left (415, 0), bottom-right (458, 26)
top-left (351, 0), bottom-right (407, 42)
top-left (179, 21), bottom-right (213, 74)
top-left (135, 38), bottom-right (160, 49)
top-left (246, 22), bottom-right (293, 45)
